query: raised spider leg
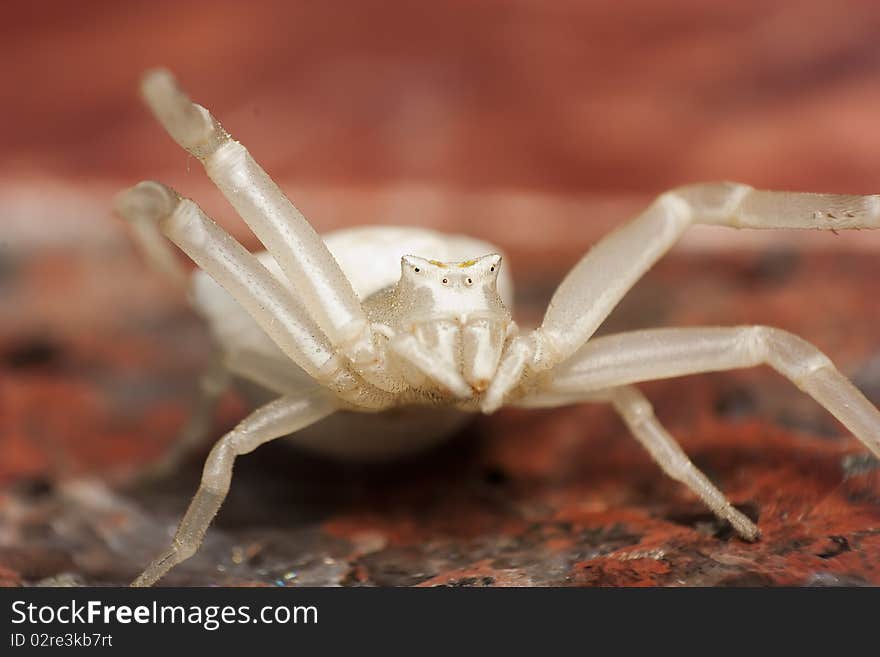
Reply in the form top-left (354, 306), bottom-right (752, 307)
top-left (124, 194), bottom-right (187, 287)
top-left (607, 386), bottom-right (759, 540)
top-left (519, 326), bottom-right (880, 539)
top-left (115, 181), bottom-right (374, 403)
top-left (484, 183), bottom-right (880, 411)
top-left (132, 392), bottom-right (336, 586)
top-left (140, 69), bottom-right (379, 372)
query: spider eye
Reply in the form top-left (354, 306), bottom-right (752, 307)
top-left (442, 278), bottom-right (448, 284)
top-left (466, 278), bottom-right (472, 285)
top-left (490, 266), bottom-right (495, 272)
top-left (414, 267), bottom-right (420, 273)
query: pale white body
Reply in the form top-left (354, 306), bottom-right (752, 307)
top-left (195, 226), bottom-right (513, 460)
top-left (116, 70), bottom-right (880, 586)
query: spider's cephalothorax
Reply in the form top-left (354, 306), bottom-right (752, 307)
top-left (117, 69), bottom-right (880, 586)
top-left (368, 254), bottom-right (512, 402)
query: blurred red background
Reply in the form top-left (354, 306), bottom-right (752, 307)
top-left (1, 1), bottom-right (879, 586)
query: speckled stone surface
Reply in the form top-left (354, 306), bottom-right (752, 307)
top-left (2, 0), bottom-right (880, 586)
top-left (3, 248), bottom-right (879, 587)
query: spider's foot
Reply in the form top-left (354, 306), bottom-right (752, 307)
top-left (115, 180), bottom-right (178, 224)
top-left (140, 69), bottom-right (226, 158)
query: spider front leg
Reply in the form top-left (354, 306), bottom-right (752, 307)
top-left (132, 393), bottom-right (336, 587)
top-left (606, 386), bottom-right (760, 540)
top-left (518, 326), bottom-right (880, 538)
top-left (484, 182), bottom-right (880, 411)
top-left (115, 181), bottom-right (379, 404)
top-left (140, 70), bottom-right (379, 373)
top-left (521, 383), bottom-right (759, 539)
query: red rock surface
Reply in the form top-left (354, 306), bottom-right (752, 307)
top-left (1, 0), bottom-right (879, 586)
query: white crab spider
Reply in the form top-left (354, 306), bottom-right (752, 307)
top-left (116, 69), bottom-right (880, 587)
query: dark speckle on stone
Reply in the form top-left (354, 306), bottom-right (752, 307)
top-left (844, 486), bottom-right (880, 506)
top-left (575, 524), bottom-right (642, 554)
top-left (841, 452), bottom-right (880, 478)
top-left (748, 247), bottom-right (800, 287)
top-left (816, 535), bottom-right (851, 559)
top-left (441, 576), bottom-right (496, 587)
top-left (714, 386), bottom-right (758, 419)
top-left (555, 521), bottom-right (574, 534)
top-left (774, 410), bottom-right (841, 439)
top-left (668, 502), bottom-right (760, 541)
top-left (3, 337), bottom-right (63, 370)
top-left (356, 548), bottom-right (440, 587)
top-left (773, 537), bottom-right (815, 556)
top-left (13, 477), bottom-right (54, 499)
top-left (483, 466), bottom-right (508, 486)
